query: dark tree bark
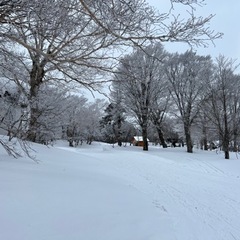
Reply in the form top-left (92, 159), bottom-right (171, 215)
top-left (233, 129), bottom-right (238, 152)
top-left (116, 115), bottom-right (123, 147)
top-left (27, 56), bottom-right (46, 142)
top-left (223, 110), bottom-right (230, 159)
top-left (184, 125), bottom-right (193, 153)
top-left (150, 109), bottom-right (168, 148)
top-left (157, 127), bottom-right (167, 148)
top-left (142, 123), bottom-right (148, 151)
top-left (202, 123), bottom-right (208, 151)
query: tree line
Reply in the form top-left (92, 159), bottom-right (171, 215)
top-left (0, 0), bottom-right (223, 158)
top-left (108, 44), bottom-right (240, 159)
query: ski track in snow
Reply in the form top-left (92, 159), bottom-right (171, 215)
top-left (79, 144), bottom-right (240, 240)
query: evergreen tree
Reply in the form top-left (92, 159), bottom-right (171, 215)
top-left (100, 103), bottom-right (125, 146)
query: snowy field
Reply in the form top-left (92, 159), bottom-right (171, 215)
top-left (1, 141), bottom-right (240, 240)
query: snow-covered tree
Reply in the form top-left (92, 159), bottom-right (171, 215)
top-left (84, 99), bottom-right (107, 144)
top-left (61, 95), bottom-right (106, 147)
top-left (0, 0), bottom-right (221, 145)
top-left (63, 95), bottom-right (88, 147)
top-left (0, 0), bottom-right (223, 159)
top-left (0, 85), bottom-right (27, 139)
top-left (229, 74), bottom-right (240, 152)
top-left (100, 103), bottom-right (125, 146)
top-left (113, 43), bottom-right (167, 151)
top-left (165, 51), bottom-right (213, 153)
top-left (148, 57), bottom-right (170, 148)
top-left (27, 84), bottom-right (70, 145)
top-left (206, 56), bottom-right (240, 159)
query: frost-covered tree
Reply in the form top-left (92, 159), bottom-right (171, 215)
top-left (149, 105), bottom-right (169, 148)
top-left (0, 0), bottom-right (24, 24)
top-left (62, 96), bottom-right (105, 147)
top-left (120, 121), bottom-right (137, 146)
top-left (229, 74), bottom-right (240, 152)
top-left (0, 79), bottom-right (33, 158)
top-left (148, 57), bottom-right (170, 148)
top-left (84, 99), bottom-right (107, 144)
top-left (100, 103), bottom-right (125, 146)
top-left (165, 51), bottom-right (213, 153)
top-left (0, 0), bottom-right (221, 145)
top-left (196, 104), bottom-right (217, 151)
top-left (63, 95), bottom-right (88, 147)
top-left (113, 43), bottom-right (167, 151)
top-left (206, 56), bottom-right (240, 159)
top-left (28, 84), bottom-right (70, 144)
top-left (0, 0), bottom-right (222, 160)
top-left (0, 85), bottom-right (27, 139)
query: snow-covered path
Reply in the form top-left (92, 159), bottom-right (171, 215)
top-left (1, 142), bottom-right (240, 240)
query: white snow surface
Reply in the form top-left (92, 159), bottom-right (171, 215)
top-left (1, 141), bottom-right (240, 240)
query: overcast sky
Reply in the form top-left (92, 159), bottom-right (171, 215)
top-left (87, 0), bottom-right (240, 100)
top-left (147, 0), bottom-right (240, 61)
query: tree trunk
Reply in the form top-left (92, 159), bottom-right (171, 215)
top-left (142, 125), bottom-right (148, 151)
top-left (156, 127), bottom-right (167, 148)
top-left (117, 139), bottom-right (122, 147)
top-left (222, 133), bottom-right (230, 159)
top-left (27, 106), bottom-right (39, 142)
top-left (201, 123), bottom-right (208, 150)
top-left (150, 110), bottom-right (167, 148)
top-left (184, 125), bottom-right (193, 153)
top-left (68, 139), bottom-right (74, 147)
top-left (223, 140), bottom-right (230, 159)
top-left (27, 57), bottom-right (45, 142)
top-left (224, 149), bottom-right (229, 159)
top-left (223, 102), bottom-right (230, 159)
top-left (117, 117), bottom-right (122, 147)
top-left (233, 129), bottom-right (238, 152)
top-left (201, 136), bottom-right (208, 151)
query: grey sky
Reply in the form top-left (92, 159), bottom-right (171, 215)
top-left (87, 0), bottom-right (240, 100)
top-left (147, 0), bottom-right (240, 60)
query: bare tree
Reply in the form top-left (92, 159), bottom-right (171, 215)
top-left (114, 43), bottom-right (167, 151)
top-left (149, 63), bottom-right (170, 148)
top-left (63, 95), bottom-right (88, 147)
top-left (78, 0), bottom-right (222, 47)
top-left (0, 87), bottom-right (27, 140)
top-left (196, 105), bottom-right (214, 150)
top-left (28, 84), bottom-right (71, 145)
top-left (0, 0), bottom-right (110, 142)
top-left (165, 51), bottom-right (213, 153)
top-left (0, 0), bottom-right (221, 147)
top-left (206, 56), bottom-right (240, 159)
top-left (0, 0), bottom-right (24, 24)
top-left (230, 74), bottom-right (240, 152)
top-left (84, 99), bottom-right (107, 144)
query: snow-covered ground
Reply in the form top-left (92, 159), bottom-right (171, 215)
top-left (1, 141), bottom-right (240, 240)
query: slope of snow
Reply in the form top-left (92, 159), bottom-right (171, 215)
top-left (0, 141), bottom-right (240, 240)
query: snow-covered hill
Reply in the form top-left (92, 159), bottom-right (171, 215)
top-left (1, 141), bottom-right (240, 240)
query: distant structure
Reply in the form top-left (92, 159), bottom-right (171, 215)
top-left (132, 136), bottom-right (149, 147)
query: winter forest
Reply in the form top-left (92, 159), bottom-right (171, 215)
top-left (2, 1), bottom-right (240, 240)
top-left (0, 0), bottom-right (238, 160)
